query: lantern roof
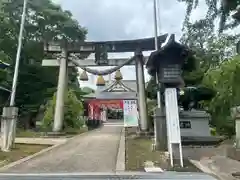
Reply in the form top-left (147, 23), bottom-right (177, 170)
top-left (146, 34), bottom-right (192, 76)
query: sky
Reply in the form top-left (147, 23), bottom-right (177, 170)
top-left (52, 0), bottom-right (208, 89)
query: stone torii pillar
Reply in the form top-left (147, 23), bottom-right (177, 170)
top-left (135, 49), bottom-right (148, 131)
top-left (53, 47), bottom-right (68, 132)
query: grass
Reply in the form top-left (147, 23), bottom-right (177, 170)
top-left (64, 126), bottom-right (88, 135)
top-left (16, 126), bottom-right (88, 138)
top-left (0, 144), bottom-right (49, 166)
top-left (125, 128), bottom-right (201, 172)
top-left (16, 130), bottom-right (42, 138)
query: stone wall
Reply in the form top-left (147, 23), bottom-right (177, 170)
top-left (179, 110), bottom-right (211, 137)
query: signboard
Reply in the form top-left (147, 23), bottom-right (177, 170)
top-left (165, 88), bottom-right (181, 144)
top-left (164, 88), bottom-right (183, 167)
top-left (180, 121), bottom-right (191, 129)
top-left (123, 100), bottom-right (138, 127)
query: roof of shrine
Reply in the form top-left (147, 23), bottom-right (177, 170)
top-left (83, 80), bottom-right (137, 100)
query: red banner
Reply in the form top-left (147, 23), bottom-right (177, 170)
top-left (89, 100), bottom-right (123, 109)
top-left (87, 100), bottom-right (123, 120)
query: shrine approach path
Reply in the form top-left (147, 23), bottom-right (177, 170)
top-left (1, 120), bottom-right (123, 173)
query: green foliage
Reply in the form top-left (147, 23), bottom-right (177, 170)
top-left (203, 55), bottom-right (240, 136)
top-left (179, 86), bottom-right (215, 110)
top-left (178, 0), bottom-right (240, 32)
top-left (181, 20), bottom-right (239, 69)
top-left (82, 87), bottom-right (95, 94)
top-left (0, 0), bottom-right (87, 128)
top-left (64, 89), bottom-right (84, 129)
top-left (147, 99), bottom-right (157, 130)
top-left (146, 78), bottom-right (158, 100)
top-left (41, 93), bottom-right (56, 130)
top-left (210, 127), bottom-right (217, 136)
top-left (42, 88), bottom-right (84, 131)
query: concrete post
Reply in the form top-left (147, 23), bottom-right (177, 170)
top-left (1, 107), bottom-right (18, 151)
top-left (53, 48), bottom-right (68, 132)
top-left (8, 107), bottom-right (18, 149)
top-left (135, 50), bottom-right (148, 131)
top-left (154, 107), bottom-right (168, 151)
top-left (231, 106), bottom-right (240, 148)
top-left (1, 107), bottom-right (11, 152)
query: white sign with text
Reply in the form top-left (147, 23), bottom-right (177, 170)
top-left (164, 88), bottom-right (183, 167)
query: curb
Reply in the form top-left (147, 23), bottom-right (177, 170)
top-left (189, 159), bottom-right (222, 180)
top-left (115, 127), bottom-right (125, 172)
top-left (0, 142), bottom-right (63, 171)
top-left (189, 159), bottom-right (213, 174)
top-left (0, 128), bottom-right (100, 171)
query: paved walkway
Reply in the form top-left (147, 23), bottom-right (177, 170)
top-left (2, 121), bottom-right (123, 173)
top-left (193, 155), bottom-right (240, 180)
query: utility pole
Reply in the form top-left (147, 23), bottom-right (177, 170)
top-left (8, 0), bottom-right (28, 149)
top-left (153, 0), bottom-right (161, 108)
top-left (153, 0), bottom-right (163, 150)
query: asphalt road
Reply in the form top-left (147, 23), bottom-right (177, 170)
top-left (0, 172), bottom-right (218, 180)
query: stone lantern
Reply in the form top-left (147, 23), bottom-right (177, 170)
top-left (146, 34), bottom-right (189, 88)
top-left (146, 34), bottom-right (191, 154)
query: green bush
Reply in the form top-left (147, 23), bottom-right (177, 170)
top-left (203, 56), bottom-right (240, 137)
top-left (42, 88), bottom-right (84, 131)
top-left (147, 99), bottom-right (157, 131)
top-left (210, 127), bottom-right (217, 136)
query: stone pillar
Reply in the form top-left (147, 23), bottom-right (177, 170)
top-left (135, 50), bottom-right (148, 131)
top-left (1, 107), bottom-right (18, 151)
top-left (53, 48), bottom-right (68, 132)
top-left (1, 107), bottom-right (11, 152)
top-left (226, 106), bottom-right (240, 160)
top-left (154, 107), bottom-right (168, 151)
top-left (8, 107), bottom-right (18, 148)
top-left (232, 106), bottom-right (240, 148)
top-left (135, 60), bottom-right (140, 131)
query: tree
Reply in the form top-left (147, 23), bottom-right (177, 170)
top-left (203, 56), bottom-right (240, 136)
top-left (181, 19), bottom-right (239, 69)
top-left (180, 19), bottom-right (238, 110)
top-left (0, 0), bottom-right (87, 128)
top-left (178, 0), bottom-right (240, 32)
top-left (42, 88), bottom-right (85, 131)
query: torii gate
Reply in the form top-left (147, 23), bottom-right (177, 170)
top-left (42, 35), bottom-right (167, 132)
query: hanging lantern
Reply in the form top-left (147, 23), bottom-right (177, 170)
top-left (96, 75), bottom-right (105, 86)
top-left (114, 69), bottom-right (122, 81)
top-left (79, 70), bottom-right (88, 81)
